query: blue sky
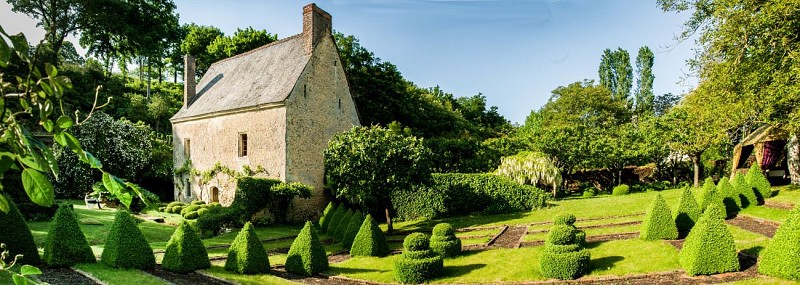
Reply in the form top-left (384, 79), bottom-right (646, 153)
top-left (1, 0), bottom-right (698, 124)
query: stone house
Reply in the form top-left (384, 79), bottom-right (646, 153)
top-left (170, 3), bottom-right (360, 220)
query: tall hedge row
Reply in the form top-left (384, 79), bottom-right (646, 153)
top-left (679, 203), bottom-right (739, 276)
top-left (391, 173), bottom-right (549, 220)
top-left (640, 194), bottom-right (678, 240)
top-left (43, 204), bottom-right (95, 267)
top-left (759, 205), bottom-right (800, 280)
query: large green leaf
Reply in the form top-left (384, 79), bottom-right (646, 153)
top-left (0, 34), bottom-right (9, 68)
top-left (0, 152), bottom-right (14, 174)
top-left (8, 33), bottom-right (29, 59)
top-left (0, 195), bottom-right (9, 214)
top-left (56, 116), bottom-right (73, 130)
top-left (19, 265), bottom-right (41, 276)
top-left (102, 172), bottom-right (125, 196)
top-left (21, 168), bottom-right (54, 207)
top-left (84, 151), bottom-right (102, 169)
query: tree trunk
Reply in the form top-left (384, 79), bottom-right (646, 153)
top-left (158, 64), bottom-right (163, 84)
top-left (147, 59), bottom-right (151, 100)
top-left (671, 155), bottom-right (678, 185)
top-left (690, 153), bottom-right (702, 187)
top-left (618, 169), bottom-right (623, 185)
top-left (385, 208), bottom-right (393, 233)
top-left (788, 133), bottom-right (800, 185)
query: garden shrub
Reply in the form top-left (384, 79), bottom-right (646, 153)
top-left (674, 187), bottom-right (701, 236)
top-left (191, 200), bottom-right (206, 206)
top-left (43, 204), bottom-right (95, 267)
top-left (429, 223), bottom-right (461, 258)
top-left (554, 213), bottom-right (577, 226)
top-left (343, 211), bottom-right (365, 249)
top-left (392, 173), bottom-right (549, 220)
top-left (540, 214), bottom-right (590, 280)
top-left (350, 214), bottom-right (389, 257)
top-left (612, 184), bottom-right (630, 196)
top-left (0, 197), bottom-right (41, 265)
top-left (758, 205), bottom-right (800, 280)
top-left (640, 194), bottom-right (678, 240)
top-left (224, 222), bottom-right (270, 274)
top-left (317, 202), bottom-right (336, 233)
top-left (717, 178), bottom-right (740, 218)
top-left (195, 207), bottom-right (241, 238)
top-left (197, 207), bottom-right (209, 216)
top-left (101, 211), bottom-right (155, 269)
top-left (183, 211), bottom-right (199, 220)
top-left (582, 187), bottom-right (596, 197)
top-left (171, 205), bottom-right (184, 214)
top-left (333, 209), bottom-right (355, 242)
top-left (180, 205), bottom-right (202, 215)
top-left (679, 202), bottom-right (739, 276)
top-left (162, 222), bottom-right (211, 273)
top-left (732, 173), bottom-right (756, 208)
top-left (699, 177), bottom-right (716, 211)
top-left (394, 233), bottom-right (443, 284)
top-left (745, 163), bottom-right (772, 202)
top-left (286, 221), bottom-right (328, 276)
top-left (229, 177), bottom-right (312, 225)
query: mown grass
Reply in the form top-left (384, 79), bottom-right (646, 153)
top-left (73, 263), bottom-right (169, 285)
top-left (201, 266), bottom-right (300, 284)
top-left (727, 224), bottom-right (771, 257)
top-left (528, 214), bottom-right (644, 231)
top-left (524, 223), bottom-right (641, 242)
top-left (722, 276), bottom-right (800, 285)
top-left (767, 185), bottom-right (800, 206)
top-left (739, 206), bottom-right (792, 223)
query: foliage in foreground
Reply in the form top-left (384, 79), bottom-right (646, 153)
top-left (285, 221), bottom-right (328, 276)
top-left (350, 214), bottom-right (389, 257)
top-left (0, 198), bottom-right (40, 265)
top-left (758, 205), bottom-right (800, 280)
top-left (540, 213), bottom-right (590, 280)
top-left (679, 203), bottom-right (739, 276)
top-left (394, 233), bottom-right (443, 284)
top-left (101, 211), bottom-right (155, 269)
top-left (674, 187), bottom-right (701, 236)
top-left (43, 204), bottom-right (95, 267)
top-left (429, 223), bottom-right (461, 258)
top-left (161, 222), bottom-right (211, 273)
top-left (225, 222), bottom-right (270, 274)
top-left (640, 194), bottom-right (678, 240)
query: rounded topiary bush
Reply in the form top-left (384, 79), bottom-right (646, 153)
top-left (540, 213), bottom-right (590, 280)
top-left (171, 205), bottom-right (184, 214)
top-left (183, 211), bottom-right (199, 220)
top-left (350, 214), bottom-right (389, 257)
top-left (554, 213), bottom-right (577, 226)
top-left (429, 223), bottom-right (461, 258)
top-left (758, 205), bottom-right (800, 280)
top-left (43, 204), bottom-right (95, 267)
top-left (745, 163), bottom-right (771, 202)
top-left (612, 184), bottom-right (630, 196)
top-left (191, 200), bottom-right (206, 206)
top-left (101, 211), bottom-right (155, 269)
top-left (582, 188), bottom-right (596, 197)
top-left (181, 205), bottom-right (202, 216)
top-left (286, 221), bottom-right (328, 276)
top-left (225, 222), bottom-right (270, 274)
top-left (162, 221), bottom-right (210, 273)
top-left (0, 197), bottom-right (41, 265)
top-left (674, 187), bottom-right (701, 237)
top-left (343, 211), bottom-right (365, 249)
top-left (640, 193), bottom-right (678, 240)
top-left (732, 173), bottom-right (756, 209)
top-left (699, 177), bottom-right (716, 211)
top-left (679, 202), bottom-right (739, 276)
top-left (317, 202), bottom-right (337, 233)
top-left (394, 233), bottom-right (443, 284)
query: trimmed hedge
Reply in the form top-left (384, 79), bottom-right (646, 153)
top-left (732, 173), bottom-right (756, 208)
top-left (195, 207), bottom-right (241, 238)
top-left (745, 163), bottom-right (772, 202)
top-left (350, 214), bottom-right (389, 257)
top-left (758, 205), bottom-right (800, 280)
top-left (540, 213), bottom-right (590, 280)
top-left (699, 177), bottom-right (716, 211)
top-left (612, 184), bottom-right (630, 196)
top-left (343, 211), bottom-right (365, 249)
top-left (717, 178), bottom-right (740, 218)
top-left (43, 204), bottom-right (95, 267)
top-left (394, 233), bottom-right (443, 284)
top-left (554, 213), bottom-right (577, 226)
top-left (429, 223), bottom-right (461, 258)
top-left (101, 211), bottom-right (155, 269)
top-left (679, 202), bottom-right (739, 276)
top-left (0, 197), bottom-right (41, 265)
top-left (392, 173), bottom-right (549, 220)
top-left (224, 222), bottom-right (270, 274)
top-left (318, 202), bottom-right (336, 233)
top-left (326, 205), bottom-right (348, 240)
top-left (674, 187), bottom-right (701, 236)
top-left (286, 221), bottom-right (328, 276)
top-left (162, 222), bottom-right (211, 273)
top-left (640, 194), bottom-right (678, 240)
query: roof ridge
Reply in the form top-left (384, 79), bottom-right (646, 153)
top-left (210, 33), bottom-right (303, 66)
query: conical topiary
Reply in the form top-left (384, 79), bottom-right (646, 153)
top-left (429, 223), bottom-right (461, 258)
top-left (225, 222), bottom-right (270, 274)
top-left (325, 204), bottom-right (347, 239)
top-left (317, 202), bottom-right (337, 233)
top-left (162, 221), bottom-right (211, 273)
top-left (540, 214), bottom-right (590, 280)
top-left (101, 211), bottom-right (155, 269)
top-left (0, 197), bottom-right (40, 265)
top-left (43, 204), bottom-right (95, 267)
top-left (758, 205), bottom-right (800, 280)
top-left (285, 221), bottom-right (328, 276)
top-left (717, 178), bottom-right (740, 218)
top-left (334, 209), bottom-right (355, 242)
top-left (679, 202), bottom-right (739, 276)
top-left (640, 194), bottom-right (678, 240)
top-left (394, 233), bottom-right (443, 283)
top-left (350, 214), bottom-right (389, 257)
top-left (699, 177), bottom-right (716, 211)
top-left (343, 211), bottom-right (365, 249)
top-left (674, 187), bottom-right (702, 237)
top-left (732, 173), bottom-right (756, 208)
top-left (745, 163), bottom-right (771, 202)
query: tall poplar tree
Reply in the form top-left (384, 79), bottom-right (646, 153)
top-left (598, 48), bottom-right (633, 108)
top-left (635, 46), bottom-right (655, 117)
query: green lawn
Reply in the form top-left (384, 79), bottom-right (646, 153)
top-left (201, 266), bottom-right (299, 285)
top-left (73, 263), bottom-right (169, 285)
top-left (767, 185), bottom-right (800, 206)
top-left (739, 206), bottom-right (792, 223)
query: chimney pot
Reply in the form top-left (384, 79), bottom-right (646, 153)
top-left (303, 3), bottom-right (332, 54)
top-left (184, 55), bottom-right (196, 107)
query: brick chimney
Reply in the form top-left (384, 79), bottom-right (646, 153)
top-left (303, 3), bottom-right (332, 55)
top-left (183, 55), bottom-right (195, 107)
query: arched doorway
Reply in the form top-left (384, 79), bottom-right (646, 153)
top-left (210, 187), bottom-right (219, 203)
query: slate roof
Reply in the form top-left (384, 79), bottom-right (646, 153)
top-left (171, 34), bottom-right (310, 120)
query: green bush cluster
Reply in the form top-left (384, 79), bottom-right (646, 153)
top-left (164, 201), bottom-right (220, 220)
top-left (582, 187), bottom-right (596, 197)
top-left (43, 204), bottom-right (95, 267)
top-left (612, 184), bottom-right (630, 196)
top-left (674, 187), bottom-right (701, 236)
top-left (429, 223), bottom-right (461, 258)
top-left (540, 213), bottom-right (590, 280)
top-left (350, 214), bottom-right (390, 257)
top-left (195, 207), bottom-right (241, 238)
top-left (745, 163), bottom-right (772, 202)
top-left (101, 211), bottom-right (155, 269)
top-left (679, 203), bottom-right (739, 276)
top-left (162, 222), bottom-right (211, 273)
top-left (333, 210), bottom-right (355, 242)
top-left (231, 177), bottom-right (311, 224)
top-left (394, 233), bottom-right (443, 284)
top-left (717, 178), bottom-right (740, 218)
top-left (325, 204), bottom-right (348, 237)
top-left (285, 221), bottom-right (328, 276)
top-left (392, 173), bottom-right (550, 220)
top-left (317, 202), bottom-right (337, 232)
top-left (758, 205), bottom-right (800, 280)
top-left (225, 222), bottom-right (270, 274)
top-left (0, 197), bottom-right (41, 265)
top-left (640, 194), bottom-right (678, 240)
top-left (732, 173), bottom-right (756, 208)
top-left (343, 211), bottom-right (365, 249)
top-left (699, 177), bottom-right (717, 211)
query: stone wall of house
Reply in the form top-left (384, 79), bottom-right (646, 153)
top-left (284, 33), bottom-right (361, 221)
top-left (171, 106), bottom-right (288, 204)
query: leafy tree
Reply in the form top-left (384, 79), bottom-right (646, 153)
top-left (634, 46), bottom-right (655, 117)
top-left (495, 151), bottom-right (562, 196)
top-left (180, 24), bottom-right (224, 76)
top-left (653, 93), bottom-right (680, 117)
top-left (599, 48), bottom-right (633, 107)
top-left (207, 27), bottom-right (277, 60)
top-left (324, 126), bottom-right (431, 232)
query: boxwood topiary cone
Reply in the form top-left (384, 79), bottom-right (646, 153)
top-left (0, 196), bottom-right (40, 265)
top-left (43, 204), bottom-right (95, 267)
top-left (758, 205), bottom-right (800, 280)
top-left (101, 211), bottom-right (155, 269)
top-left (225, 222), bottom-right (270, 274)
top-left (162, 221), bottom-right (211, 273)
top-left (350, 214), bottom-right (389, 257)
top-left (343, 211), bottom-right (365, 249)
top-left (333, 209), bottom-right (354, 242)
top-left (679, 202), bottom-right (739, 276)
top-left (429, 223), bottom-right (461, 258)
top-left (540, 214), bottom-right (590, 280)
top-left (394, 233), bottom-right (443, 284)
top-left (732, 173), bottom-right (756, 209)
top-left (745, 163), bottom-right (771, 203)
top-left (640, 194), bottom-right (678, 240)
top-left (285, 221), bottom-right (328, 276)
top-left (699, 177), bottom-right (717, 211)
top-left (674, 187), bottom-right (701, 237)
top-left (317, 202), bottom-right (337, 233)
top-left (717, 178), bottom-right (740, 218)
top-left (326, 205), bottom-right (347, 239)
